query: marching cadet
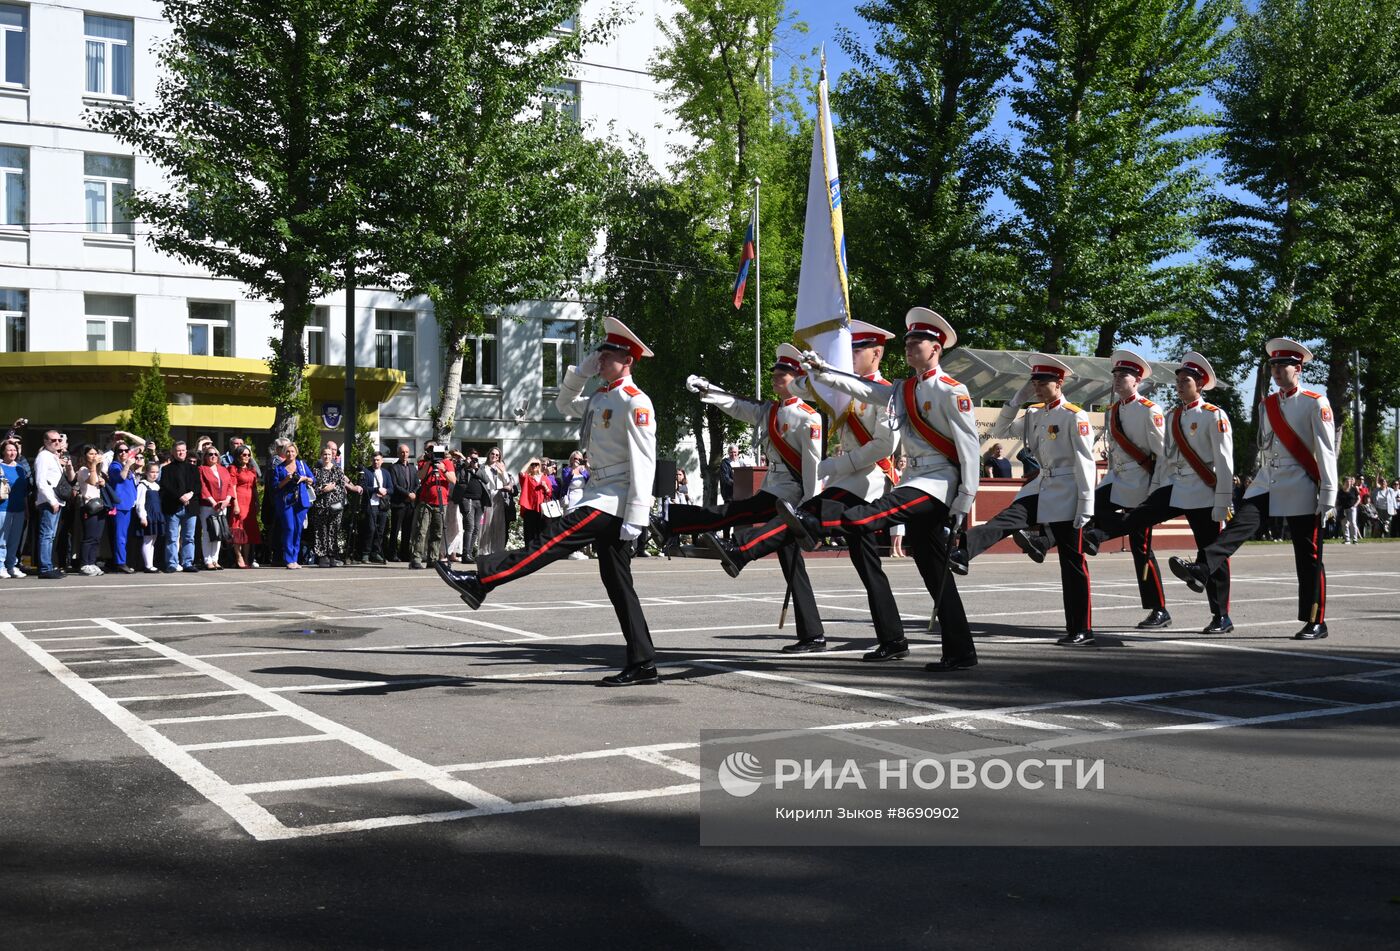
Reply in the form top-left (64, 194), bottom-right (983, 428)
top-left (1083, 351), bottom-right (1236, 634)
top-left (790, 308), bottom-right (983, 672)
top-left (1172, 338), bottom-right (1337, 639)
top-left (653, 343), bottom-right (828, 652)
top-left (949, 354), bottom-right (1097, 646)
top-left (1021, 349), bottom-right (1170, 629)
top-left (690, 321), bottom-right (908, 662)
top-left (436, 317), bottom-right (661, 686)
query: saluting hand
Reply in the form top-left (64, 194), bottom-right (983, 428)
top-left (1012, 381), bottom-right (1037, 407)
top-left (685, 375), bottom-right (709, 394)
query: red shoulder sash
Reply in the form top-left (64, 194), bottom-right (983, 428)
top-left (1264, 393), bottom-right (1320, 483)
top-left (1171, 407), bottom-right (1216, 488)
top-left (901, 377), bottom-right (958, 463)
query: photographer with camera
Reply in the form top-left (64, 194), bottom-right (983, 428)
top-left (409, 443), bottom-right (455, 569)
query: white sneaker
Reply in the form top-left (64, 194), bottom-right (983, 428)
top-left (9, 567), bottom-right (25, 578)
top-left (80, 564), bottom-right (100, 576)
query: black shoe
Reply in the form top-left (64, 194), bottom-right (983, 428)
top-left (649, 515), bottom-right (677, 555)
top-left (1082, 529), bottom-right (1103, 557)
top-left (925, 655), bottom-right (978, 672)
top-left (599, 663), bottom-right (660, 686)
top-left (1202, 614), bottom-right (1234, 634)
top-left (697, 533), bottom-right (741, 578)
top-left (1056, 631), bottom-right (1096, 646)
top-left (369, 554), bottom-right (385, 564)
top-left (947, 547), bottom-right (969, 576)
top-left (1294, 622), bottom-right (1328, 640)
top-left (39, 569), bottom-right (66, 580)
top-left (409, 561), bottom-right (424, 570)
top-left (317, 556), bottom-right (330, 568)
top-left (434, 561), bottom-right (486, 609)
top-left (776, 499), bottom-right (822, 552)
top-left (1136, 608), bottom-right (1172, 630)
top-left (1012, 529), bottom-right (1046, 564)
top-left (862, 640), bottom-right (910, 662)
top-left (161, 567), bottom-right (178, 574)
top-left (1169, 556), bottom-right (1206, 593)
top-left (781, 638), bottom-right (828, 654)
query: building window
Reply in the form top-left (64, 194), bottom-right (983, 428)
top-left (0, 145), bottom-right (24, 228)
top-left (84, 154), bottom-right (133, 236)
top-left (545, 80), bottom-right (580, 124)
top-left (306, 306), bottom-right (328, 364)
top-left (541, 320), bottom-right (578, 390)
top-left (374, 309), bottom-right (415, 384)
top-left (462, 317), bottom-right (498, 387)
top-left (188, 300), bottom-right (232, 357)
top-left (558, 10), bottom-right (578, 31)
top-left (85, 293), bottom-right (134, 351)
top-left (0, 5), bottom-right (27, 88)
top-left (0, 287), bottom-right (24, 352)
top-left (84, 14), bottom-right (133, 99)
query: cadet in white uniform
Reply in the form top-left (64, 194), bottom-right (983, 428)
top-left (689, 323), bottom-right (910, 659)
top-left (951, 353), bottom-right (1098, 646)
top-left (655, 344), bottom-right (827, 652)
top-left (1085, 352), bottom-right (1236, 633)
top-left (436, 317), bottom-right (661, 686)
top-left (793, 309), bottom-right (983, 671)
top-left (1173, 338), bottom-right (1337, 639)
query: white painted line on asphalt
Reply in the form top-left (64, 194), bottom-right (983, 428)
top-left (1239, 689), bottom-right (1353, 707)
top-left (28, 634), bottom-right (128, 643)
top-left (83, 671), bottom-right (209, 683)
top-left (444, 741), bottom-right (701, 774)
top-left (235, 769), bottom-right (411, 795)
top-left (197, 614), bottom-right (229, 623)
top-left (0, 621), bottom-right (288, 841)
top-left (111, 677), bottom-right (463, 703)
top-left (91, 618), bottom-right (509, 812)
top-left (398, 605), bottom-right (544, 639)
top-left (628, 749), bottom-right (704, 780)
top-left (145, 711), bottom-right (289, 726)
top-left (181, 734), bottom-right (336, 752)
top-left (1114, 626), bottom-right (1400, 667)
top-left (1113, 700), bottom-right (1234, 721)
top-left (49, 643), bottom-right (156, 654)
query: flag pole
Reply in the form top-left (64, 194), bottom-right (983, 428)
top-left (752, 177), bottom-right (762, 456)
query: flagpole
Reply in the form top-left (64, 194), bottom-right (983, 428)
top-left (752, 177), bottom-right (762, 457)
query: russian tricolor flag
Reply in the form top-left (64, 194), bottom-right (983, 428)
top-left (732, 205), bottom-right (756, 309)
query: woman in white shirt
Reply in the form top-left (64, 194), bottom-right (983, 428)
top-left (477, 447), bottom-right (515, 557)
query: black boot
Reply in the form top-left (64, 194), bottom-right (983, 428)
top-left (1294, 622), bottom-right (1328, 640)
top-left (1056, 631), bottom-right (1096, 646)
top-left (1012, 529), bottom-right (1046, 564)
top-left (599, 663), bottom-right (660, 686)
top-left (1168, 555), bottom-right (1206, 593)
top-left (649, 516), bottom-right (679, 557)
top-left (1082, 528), bottom-right (1103, 557)
top-left (947, 546), bottom-right (969, 576)
top-left (776, 499), bottom-right (823, 552)
top-left (1201, 614), bottom-right (1234, 634)
top-left (861, 640), bottom-right (909, 662)
top-left (697, 533), bottom-right (741, 578)
top-left (781, 638), bottom-right (827, 654)
top-left (924, 654), bottom-right (978, 672)
top-left (1136, 608), bottom-right (1172, 629)
top-left (434, 561), bottom-right (487, 609)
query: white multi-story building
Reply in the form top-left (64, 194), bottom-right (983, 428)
top-left (0, 0), bottom-right (680, 472)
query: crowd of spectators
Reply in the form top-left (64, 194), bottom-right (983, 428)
top-left (0, 417), bottom-right (622, 580)
top-left (1233, 470), bottom-right (1399, 542)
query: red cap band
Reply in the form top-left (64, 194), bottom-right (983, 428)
top-left (1031, 364), bottom-right (1065, 379)
top-left (1113, 360), bottom-right (1145, 376)
top-left (603, 332), bottom-right (644, 360)
top-left (1181, 361), bottom-right (1207, 379)
top-left (905, 323), bottom-right (946, 344)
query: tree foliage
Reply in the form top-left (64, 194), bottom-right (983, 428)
top-left (126, 353), bottom-right (172, 452)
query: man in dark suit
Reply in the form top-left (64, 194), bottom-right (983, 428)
top-left (387, 443), bottom-right (420, 561)
top-left (158, 441), bottom-right (201, 572)
top-left (359, 450), bottom-right (392, 562)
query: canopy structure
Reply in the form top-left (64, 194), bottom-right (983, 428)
top-left (943, 348), bottom-right (1189, 408)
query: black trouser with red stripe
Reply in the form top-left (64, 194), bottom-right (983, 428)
top-left (1092, 483), bottom-right (1165, 610)
top-left (1201, 493), bottom-right (1325, 624)
top-left (475, 505), bottom-right (655, 667)
top-left (668, 492), bottom-right (823, 642)
top-left (837, 487), bottom-right (973, 658)
top-left (1092, 485), bottom-right (1230, 618)
top-left (965, 497), bottom-right (1091, 635)
top-left (728, 487), bottom-right (903, 645)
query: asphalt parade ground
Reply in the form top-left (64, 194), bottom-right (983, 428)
top-left (4, 542), bottom-right (1400, 949)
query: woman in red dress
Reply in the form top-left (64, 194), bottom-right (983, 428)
top-left (228, 444), bottom-right (263, 568)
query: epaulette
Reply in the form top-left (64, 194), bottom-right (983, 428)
top-left (1137, 397), bottom-right (1156, 408)
top-left (1029, 402), bottom-right (1046, 409)
top-left (939, 374), bottom-right (960, 386)
top-left (1202, 403), bottom-right (1218, 412)
top-left (623, 385), bottom-right (641, 398)
top-left (1063, 401), bottom-right (1083, 413)
top-left (796, 401), bottom-right (819, 415)
top-left (1301, 390), bottom-right (1322, 400)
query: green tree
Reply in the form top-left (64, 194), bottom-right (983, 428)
top-left (91, 0), bottom-right (404, 442)
top-left (293, 375), bottom-right (322, 462)
top-left (1211, 0), bottom-right (1400, 462)
top-left (597, 0), bottom-right (808, 503)
top-left (1007, 0), bottom-right (1230, 354)
top-left (126, 353), bottom-right (172, 452)
top-left (834, 0), bottom-right (1022, 346)
top-left (379, 0), bottom-right (624, 445)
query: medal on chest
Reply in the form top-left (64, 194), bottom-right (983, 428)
top-left (1047, 424), bottom-right (1059, 441)
top-left (1189, 421), bottom-right (1198, 433)
top-left (602, 409), bottom-right (613, 429)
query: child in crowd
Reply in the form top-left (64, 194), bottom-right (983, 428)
top-left (135, 460), bottom-right (163, 572)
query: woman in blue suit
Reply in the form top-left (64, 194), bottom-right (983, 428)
top-left (272, 441), bottom-right (314, 569)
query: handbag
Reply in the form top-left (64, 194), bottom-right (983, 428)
top-left (82, 497), bottom-right (107, 517)
top-left (540, 498), bottom-right (565, 519)
top-left (0, 474), bottom-right (9, 501)
top-left (55, 475), bottom-right (75, 503)
top-left (503, 494), bottom-right (517, 524)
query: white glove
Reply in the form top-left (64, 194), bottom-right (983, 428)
top-left (1012, 381), bottom-right (1037, 406)
top-left (1211, 504), bottom-right (1231, 523)
top-left (950, 493), bottom-right (974, 518)
top-left (574, 352), bottom-right (602, 379)
top-left (800, 349), bottom-right (831, 372)
top-left (817, 455), bottom-right (853, 482)
top-left (1073, 513), bottom-right (1091, 530)
top-left (1317, 502), bottom-right (1336, 521)
top-left (685, 374), bottom-right (710, 394)
top-left (619, 522), bottom-right (643, 542)
top-left (945, 512), bottom-right (965, 534)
